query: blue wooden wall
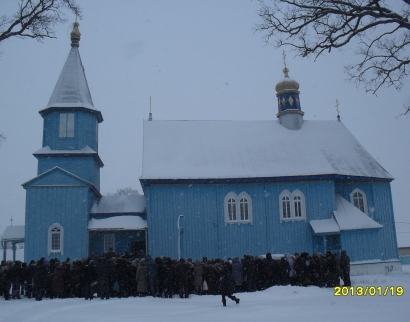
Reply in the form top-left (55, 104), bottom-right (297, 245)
top-left (146, 180), bottom-right (399, 262)
top-left (336, 182), bottom-right (399, 261)
top-left (38, 157), bottom-right (101, 190)
top-left (145, 180), bottom-right (336, 260)
top-left (42, 111), bottom-right (99, 151)
top-left (24, 186), bottom-right (95, 262)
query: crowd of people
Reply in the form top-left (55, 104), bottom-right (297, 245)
top-left (0, 249), bottom-right (351, 306)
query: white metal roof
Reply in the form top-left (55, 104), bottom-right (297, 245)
top-left (333, 194), bottom-right (383, 230)
top-left (33, 145), bottom-right (97, 155)
top-left (41, 46), bottom-right (96, 111)
top-left (141, 120), bottom-right (392, 180)
top-left (88, 215), bottom-right (147, 230)
top-left (310, 218), bottom-right (340, 234)
top-left (1, 225), bottom-right (25, 241)
top-left (91, 195), bottom-right (146, 214)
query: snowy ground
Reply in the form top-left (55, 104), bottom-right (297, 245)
top-left (1, 266), bottom-right (409, 322)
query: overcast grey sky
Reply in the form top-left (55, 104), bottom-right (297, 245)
top-left (1, 0), bottom-right (409, 246)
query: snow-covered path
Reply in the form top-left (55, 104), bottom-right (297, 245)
top-left (1, 267), bottom-right (409, 322)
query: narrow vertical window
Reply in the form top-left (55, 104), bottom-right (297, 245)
top-left (294, 195), bottom-right (302, 217)
top-left (51, 227), bottom-right (61, 251)
top-left (59, 113), bottom-right (75, 137)
top-left (48, 223), bottom-right (64, 255)
top-left (240, 197), bottom-right (249, 220)
top-left (282, 196), bottom-right (291, 218)
top-left (104, 234), bottom-right (115, 253)
top-left (228, 198), bottom-right (236, 221)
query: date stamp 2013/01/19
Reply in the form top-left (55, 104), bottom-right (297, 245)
top-left (334, 286), bottom-right (404, 296)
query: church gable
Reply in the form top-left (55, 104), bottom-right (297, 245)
top-left (22, 166), bottom-right (95, 189)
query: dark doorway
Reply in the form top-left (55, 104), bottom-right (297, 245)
top-left (132, 241), bottom-right (146, 255)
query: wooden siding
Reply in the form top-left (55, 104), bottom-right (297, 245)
top-left (146, 181), bottom-right (336, 260)
top-left (340, 230), bottom-right (381, 261)
top-left (42, 111), bottom-right (98, 151)
top-left (335, 182), bottom-right (399, 260)
top-left (24, 186), bottom-right (91, 262)
top-left (38, 157), bottom-right (100, 190)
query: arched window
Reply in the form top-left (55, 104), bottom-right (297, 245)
top-left (224, 192), bottom-right (253, 225)
top-left (350, 188), bottom-right (368, 214)
top-left (48, 223), bottom-right (64, 255)
top-left (279, 189), bottom-right (306, 221)
top-left (279, 190), bottom-right (292, 220)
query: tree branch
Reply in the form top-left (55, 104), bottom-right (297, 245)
top-left (256, 0), bottom-right (410, 94)
top-left (0, 0), bottom-right (82, 43)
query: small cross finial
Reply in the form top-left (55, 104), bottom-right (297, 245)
top-left (282, 50), bottom-right (287, 69)
top-left (10, 216), bottom-right (13, 226)
top-left (149, 96), bottom-right (153, 121)
top-left (336, 99), bottom-right (341, 121)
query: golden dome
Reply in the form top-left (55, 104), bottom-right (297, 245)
top-left (275, 68), bottom-right (299, 94)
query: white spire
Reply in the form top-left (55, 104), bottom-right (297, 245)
top-left (44, 22), bottom-right (94, 110)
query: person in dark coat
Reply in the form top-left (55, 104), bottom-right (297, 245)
top-left (162, 257), bottom-right (174, 298)
top-left (25, 260), bottom-right (36, 298)
top-left (0, 260), bottom-right (12, 300)
top-left (10, 260), bottom-right (24, 299)
top-left (84, 259), bottom-right (97, 300)
top-left (215, 262), bottom-right (240, 307)
top-left (339, 250), bottom-right (351, 286)
top-left (231, 257), bottom-right (243, 292)
top-left (135, 259), bottom-right (148, 296)
top-left (145, 255), bottom-right (159, 297)
top-left (33, 257), bottom-right (48, 301)
top-left (52, 263), bottom-right (66, 298)
top-left (242, 255), bottom-right (256, 292)
top-left (174, 258), bottom-right (191, 298)
top-left (96, 257), bottom-right (111, 299)
top-left (193, 260), bottom-right (204, 295)
top-left (324, 251), bottom-right (339, 287)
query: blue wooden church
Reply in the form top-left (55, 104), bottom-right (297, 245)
top-left (22, 23), bottom-right (400, 274)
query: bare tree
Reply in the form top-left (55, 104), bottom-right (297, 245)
top-left (0, 0), bottom-right (81, 44)
top-left (256, 0), bottom-right (410, 96)
top-left (0, 133), bottom-right (6, 148)
top-left (106, 187), bottom-right (140, 196)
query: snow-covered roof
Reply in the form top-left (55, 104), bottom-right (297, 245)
top-left (310, 218), bottom-right (340, 234)
top-left (141, 120), bottom-right (392, 181)
top-left (333, 194), bottom-right (383, 230)
top-left (33, 145), bottom-right (97, 155)
top-left (42, 46), bottom-right (96, 111)
top-left (91, 195), bottom-right (146, 214)
top-left (310, 195), bottom-right (383, 233)
top-left (88, 215), bottom-right (147, 230)
top-left (1, 225), bottom-right (25, 241)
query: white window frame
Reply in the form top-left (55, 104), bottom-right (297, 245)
top-left (59, 113), bottom-right (75, 138)
top-left (350, 188), bottom-right (368, 215)
top-left (224, 192), bottom-right (253, 225)
top-left (104, 234), bottom-right (115, 253)
top-left (47, 223), bottom-right (64, 255)
top-left (279, 189), bottom-right (306, 222)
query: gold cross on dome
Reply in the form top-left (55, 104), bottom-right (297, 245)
top-left (336, 99), bottom-right (340, 115)
top-left (282, 50), bottom-right (287, 69)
